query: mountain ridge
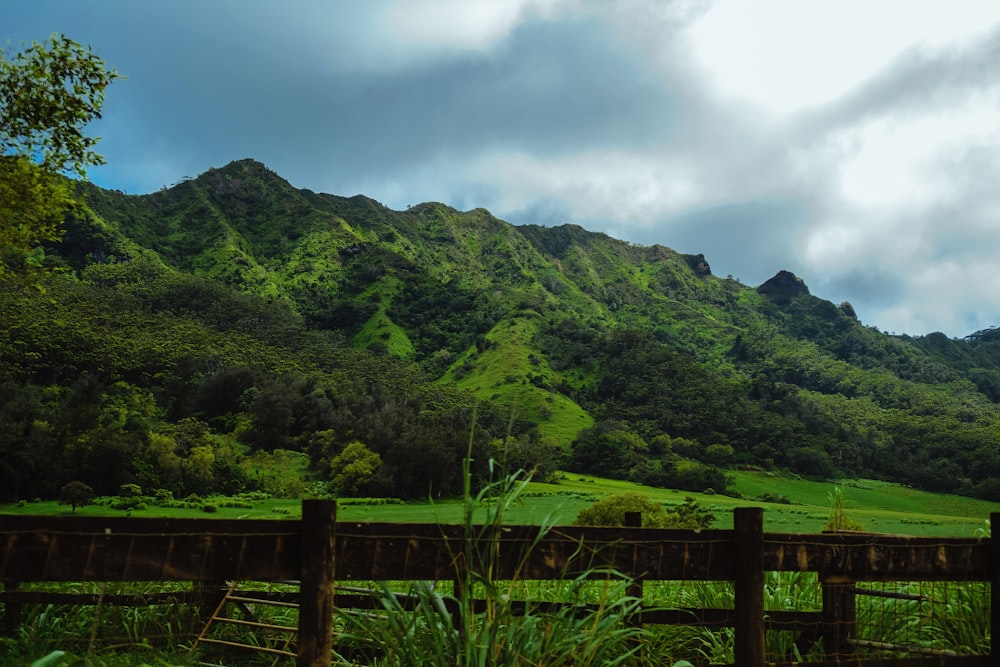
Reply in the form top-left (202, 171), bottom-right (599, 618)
top-left (3, 158), bottom-right (1000, 503)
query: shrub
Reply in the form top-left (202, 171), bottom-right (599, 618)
top-left (119, 483), bottom-right (143, 498)
top-left (574, 493), bottom-right (716, 530)
top-left (823, 487), bottom-right (864, 532)
top-left (665, 496), bottom-right (716, 530)
top-left (111, 495), bottom-right (146, 511)
top-left (336, 497), bottom-right (404, 506)
top-left (574, 492), bottom-right (668, 527)
top-left (153, 488), bottom-right (174, 505)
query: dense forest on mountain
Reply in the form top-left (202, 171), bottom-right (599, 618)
top-left (3, 158), bottom-right (1000, 503)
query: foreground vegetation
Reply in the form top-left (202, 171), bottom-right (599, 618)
top-left (4, 467), bottom-right (993, 666)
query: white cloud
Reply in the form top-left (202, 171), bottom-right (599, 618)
top-left (13, 0), bottom-right (1000, 336)
top-left (470, 149), bottom-right (702, 224)
top-left (872, 257), bottom-right (1000, 336)
top-left (832, 96), bottom-right (1000, 210)
top-left (689, 0), bottom-right (1000, 112)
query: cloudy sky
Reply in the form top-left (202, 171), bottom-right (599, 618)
top-left (6, 0), bottom-right (1000, 337)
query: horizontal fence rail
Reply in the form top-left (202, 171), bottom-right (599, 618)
top-left (1, 503), bottom-right (997, 667)
top-left (3, 517), bottom-right (990, 582)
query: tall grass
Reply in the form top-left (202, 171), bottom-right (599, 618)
top-left (5, 581), bottom-right (201, 666)
top-left (334, 431), bottom-right (650, 666)
top-left (853, 581), bottom-right (991, 657)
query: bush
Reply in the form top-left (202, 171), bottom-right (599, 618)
top-left (111, 496), bottom-right (146, 511)
top-left (335, 497), bottom-right (404, 506)
top-left (153, 488), bottom-right (174, 505)
top-left (574, 493), bottom-right (717, 530)
top-left (119, 483), bottom-right (143, 498)
top-left (202, 504), bottom-right (218, 513)
top-left (573, 492), bottom-right (668, 527)
top-left (664, 496), bottom-right (716, 530)
top-left (823, 487), bottom-right (864, 532)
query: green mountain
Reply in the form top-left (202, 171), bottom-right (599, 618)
top-left (3, 158), bottom-right (1000, 503)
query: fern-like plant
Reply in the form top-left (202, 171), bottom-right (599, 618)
top-left (823, 486), bottom-right (865, 532)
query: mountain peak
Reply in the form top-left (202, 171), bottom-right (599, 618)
top-left (220, 157), bottom-right (274, 173)
top-left (683, 253), bottom-right (712, 277)
top-left (757, 270), bottom-right (809, 303)
top-left (194, 159), bottom-right (292, 202)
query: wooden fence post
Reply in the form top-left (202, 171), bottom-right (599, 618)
top-left (624, 511), bottom-right (644, 602)
top-left (991, 512), bottom-right (1000, 667)
top-left (3, 580), bottom-right (21, 636)
top-left (734, 507), bottom-right (765, 667)
top-left (820, 577), bottom-right (856, 658)
top-left (193, 579), bottom-right (227, 624)
top-left (624, 511), bottom-right (644, 655)
top-left (298, 499), bottom-right (337, 667)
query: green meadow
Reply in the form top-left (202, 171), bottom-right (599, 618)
top-left (4, 471), bottom-right (997, 537)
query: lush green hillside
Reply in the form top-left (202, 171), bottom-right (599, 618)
top-left (3, 158), bottom-right (1000, 505)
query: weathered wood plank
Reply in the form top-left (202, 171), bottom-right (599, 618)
top-left (0, 591), bottom-right (197, 605)
top-left (0, 516), bottom-right (300, 581)
top-left (0, 515), bottom-right (992, 584)
top-left (332, 523), bottom-right (735, 580)
top-left (764, 533), bottom-right (988, 580)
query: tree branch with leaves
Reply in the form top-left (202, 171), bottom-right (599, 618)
top-left (0, 33), bottom-right (121, 274)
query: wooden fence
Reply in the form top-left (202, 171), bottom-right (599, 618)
top-left (1, 502), bottom-right (997, 667)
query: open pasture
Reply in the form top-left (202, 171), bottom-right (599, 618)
top-left (3, 471), bottom-right (996, 537)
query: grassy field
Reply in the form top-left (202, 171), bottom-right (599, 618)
top-left (3, 471), bottom-right (997, 537)
top-left (3, 470), bottom-right (995, 666)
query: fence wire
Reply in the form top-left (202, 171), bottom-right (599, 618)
top-left (852, 580), bottom-right (991, 658)
top-left (4, 576), bottom-right (993, 665)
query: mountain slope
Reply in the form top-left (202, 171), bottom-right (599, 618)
top-left (4, 158), bottom-right (1000, 503)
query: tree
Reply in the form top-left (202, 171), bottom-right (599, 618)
top-left (0, 157), bottom-right (77, 272)
top-left (570, 421), bottom-right (647, 478)
top-left (0, 34), bottom-right (121, 273)
top-left (495, 434), bottom-right (565, 483)
top-left (58, 480), bottom-right (94, 512)
top-left (329, 441), bottom-right (382, 496)
top-left (183, 445), bottom-right (215, 495)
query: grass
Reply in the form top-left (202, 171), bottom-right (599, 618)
top-left (329, 449), bottom-right (651, 667)
top-left (4, 470), bottom-right (998, 538)
top-left (446, 313), bottom-right (595, 443)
